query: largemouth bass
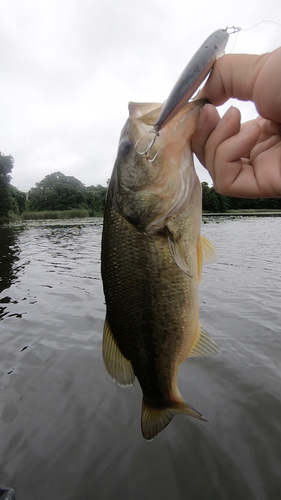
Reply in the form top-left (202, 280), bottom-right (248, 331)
top-left (101, 98), bottom-right (219, 440)
top-left (101, 29), bottom-right (230, 440)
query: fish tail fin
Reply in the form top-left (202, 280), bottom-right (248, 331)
top-left (141, 399), bottom-right (207, 441)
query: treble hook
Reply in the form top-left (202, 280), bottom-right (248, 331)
top-left (135, 127), bottom-right (160, 162)
top-left (134, 132), bottom-right (158, 156)
top-left (147, 151), bottom-right (159, 163)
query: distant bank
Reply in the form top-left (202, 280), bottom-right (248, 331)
top-left (203, 210), bottom-right (281, 217)
top-left (7, 208), bottom-right (281, 222)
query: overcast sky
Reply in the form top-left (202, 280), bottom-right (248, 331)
top-left (1, 0), bottom-right (281, 191)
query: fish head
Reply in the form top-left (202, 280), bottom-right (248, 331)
top-left (107, 99), bottom-right (205, 233)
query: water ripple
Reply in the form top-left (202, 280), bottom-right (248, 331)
top-left (0, 216), bottom-right (280, 500)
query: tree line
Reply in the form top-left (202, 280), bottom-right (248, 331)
top-left (27, 171), bottom-right (106, 216)
top-left (0, 153), bottom-right (26, 223)
top-left (1, 152), bottom-right (281, 224)
top-left (202, 182), bottom-right (281, 212)
top-left (0, 157), bottom-right (107, 223)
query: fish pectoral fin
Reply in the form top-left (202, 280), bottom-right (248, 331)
top-left (201, 235), bottom-right (218, 264)
top-left (197, 238), bottom-right (203, 282)
top-left (102, 315), bottom-right (135, 387)
top-left (167, 236), bottom-right (192, 277)
top-left (197, 236), bottom-right (217, 282)
top-left (141, 399), bottom-right (207, 441)
top-left (188, 326), bottom-right (220, 358)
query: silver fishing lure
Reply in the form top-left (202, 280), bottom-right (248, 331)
top-left (135, 27), bottom-right (239, 159)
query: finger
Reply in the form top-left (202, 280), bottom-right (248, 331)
top-left (203, 106), bottom-right (241, 185)
top-left (250, 117), bottom-right (281, 141)
top-left (250, 134), bottom-right (281, 163)
top-left (196, 54), bottom-right (263, 106)
top-left (252, 47), bottom-right (281, 122)
top-left (191, 104), bottom-right (220, 166)
top-left (213, 123), bottom-right (262, 196)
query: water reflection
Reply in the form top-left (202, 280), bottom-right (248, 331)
top-left (0, 226), bottom-right (24, 294)
top-left (0, 217), bottom-right (280, 500)
top-left (0, 226), bottom-right (26, 320)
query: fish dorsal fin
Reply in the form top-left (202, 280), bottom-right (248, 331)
top-left (188, 326), bottom-right (220, 358)
top-left (201, 235), bottom-right (218, 264)
top-left (167, 236), bottom-right (192, 277)
top-left (102, 315), bottom-right (135, 387)
top-left (128, 102), bottom-right (161, 121)
top-left (139, 105), bottom-right (163, 126)
top-left (141, 399), bottom-right (206, 440)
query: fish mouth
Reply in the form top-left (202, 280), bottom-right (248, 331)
top-left (137, 97), bottom-right (207, 163)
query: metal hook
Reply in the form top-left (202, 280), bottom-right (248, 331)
top-left (148, 151), bottom-right (159, 163)
top-left (134, 133), bottom-right (158, 157)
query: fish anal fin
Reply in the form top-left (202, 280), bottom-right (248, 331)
top-left (102, 315), bottom-right (135, 387)
top-left (167, 236), bottom-right (192, 277)
top-left (141, 399), bottom-right (207, 441)
top-left (189, 326), bottom-right (220, 358)
top-left (201, 235), bottom-right (218, 264)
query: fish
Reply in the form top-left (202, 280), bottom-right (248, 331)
top-left (101, 98), bottom-right (219, 440)
top-left (101, 29), bottom-right (228, 440)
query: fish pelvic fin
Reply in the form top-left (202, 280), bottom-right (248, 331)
top-left (188, 325), bottom-right (220, 358)
top-left (141, 399), bottom-right (207, 441)
top-left (102, 315), bottom-right (135, 387)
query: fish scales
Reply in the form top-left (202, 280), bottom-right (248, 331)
top-left (101, 99), bottom-right (219, 440)
top-left (102, 200), bottom-right (199, 403)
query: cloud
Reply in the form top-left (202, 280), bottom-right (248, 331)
top-left (1, 0), bottom-right (280, 191)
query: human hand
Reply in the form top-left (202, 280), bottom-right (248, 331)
top-left (191, 48), bottom-right (281, 198)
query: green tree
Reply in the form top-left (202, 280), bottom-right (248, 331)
top-left (0, 153), bottom-right (14, 223)
top-left (28, 172), bottom-right (88, 211)
top-left (216, 191), bottom-right (229, 212)
top-left (86, 185), bottom-right (107, 215)
top-left (202, 182), bottom-right (221, 212)
top-left (8, 185), bottom-right (27, 215)
top-left (202, 182), bottom-right (281, 212)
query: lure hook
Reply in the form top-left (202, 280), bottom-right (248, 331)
top-left (148, 151), bottom-right (159, 163)
top-left (134, 132), bottom-right (158, 158)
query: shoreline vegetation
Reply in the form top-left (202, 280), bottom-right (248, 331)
top-left (1, 157), bottom-right (281, 224)
top-left (203, 209), bottom-right (281, 217)
top-left (21, 209), bottom-right (91, 220)
top-left (15, 208), bottom-right (281, 221)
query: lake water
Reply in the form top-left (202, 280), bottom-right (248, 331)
top-left (0, 216), bottom-right (280, 500)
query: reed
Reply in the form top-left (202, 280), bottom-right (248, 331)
top-left (21, 209), bottom-right (90, 220)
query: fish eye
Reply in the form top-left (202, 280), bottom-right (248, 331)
top-left (119, 139), bottom-right (133, 157)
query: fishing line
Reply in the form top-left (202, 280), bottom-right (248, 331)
top-left (240, 20), bottom-right (281, 31)
top-left (226, 20), bottom-right (281, 53)
top-left (226, 27), bottom-right (240, 53)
